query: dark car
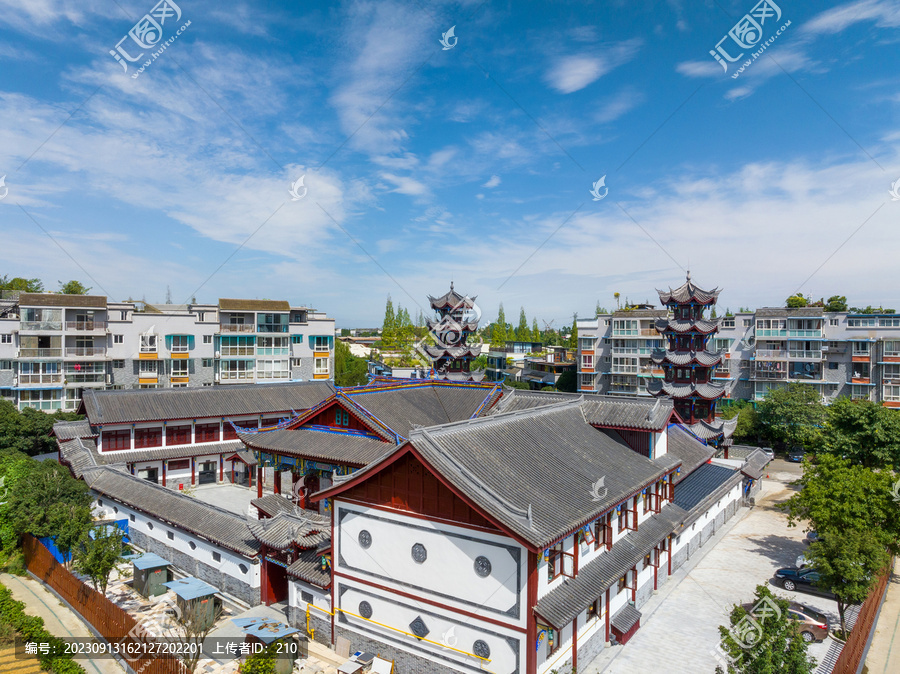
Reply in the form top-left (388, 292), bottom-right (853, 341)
top-left (741, 600), bottom-right (829, 642)
top-left (787, 447), bottom-right (806, 462)
top-left (774, 567), bottom-right (835, 598)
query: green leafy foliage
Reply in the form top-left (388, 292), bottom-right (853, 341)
top-left (720, 400), bottom-right (761, 444)
top-left (556, 370), bottom-right (577, 393)
top-left (819, 397), bottom-right (900, 468)
top-left (0, 276), bottom-right (44, 293)
top-left (334, 340), bottom-right (369, 387)
top-left (0, 399), bottom-right (83, 457)
top-left (805, 529), bottom-right (890, 635)
top-left (755, 384), bottom-right (825, 450)
top-left (239, 642), bottom-right (280, 673)
top-left (380, 295), bottom-right (396, 348)
top-left (785, 295), bottom-right (809, 308)
top-left (58, 280), bottom-right (91, 295)
top-left (717, 584), bottom-right (816, 674)
top-left (824, 295), bottom-right (847, 312)
top-left (73, 526), bottom-right (127, 594)
top-left (491, 304), bottom-right (508, 345)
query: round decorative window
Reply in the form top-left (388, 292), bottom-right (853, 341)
top-left (411, 543), bottom-right (427, 564)
top-left (473, 640), bottom-right (491, 659)
top-left (359, 601), bottom-right (373, 619)
top-left (147, 522), bottom-right (153, 530)
top-left (189, 541), bottom-right (197, 550)
top-left (474, 556), bottom-right (492, 578)
top-left (239, 564), bottom-right (248, 574)
top-left (358, 530), bottom-right (372, 549)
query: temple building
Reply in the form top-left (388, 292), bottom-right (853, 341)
top-left (420, 284), bottom-right (484, 382)
top-left (647, 273), bottom-right (736, 447)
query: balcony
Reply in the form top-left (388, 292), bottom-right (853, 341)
top-left (65, 347), bottom-right (106, 358)
top-left (18, 373), bottom-right (64, 385)
top-left (639, 328), bottom-right (659, 337)
top-left (752, 368), bottom-right (787, 380)
top-left (612, 329), bottom-right (639, 337)
top-left (610, 364), bottom-right (639, 375)
top-left (65, 373), bottom-right (106, 384)
top-left (611, 347), bottom-right (653, 356)
top-left (220, 371), bottom-right (255, 380)
top-left (756, 349), bottom-right (788, 359)
top-left (788, 329), bottom-right (822, 338)
top-left (65, 321), bottom-right (107, 332)
top-left (220, 347), bottom-right (254, 357)
top-left (757, 329), bottom-right (787, 337)
top-left (20, 321), bottom-right (62, 331)
top-left (19, 348), bottom-right (62, 358)
top-left (789, 350), bottom-right (822, 360)
top-left (220, 324), bottom-right (255, 333)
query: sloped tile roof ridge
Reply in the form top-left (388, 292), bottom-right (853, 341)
top-left (418, 395), bottom-right (585, 435)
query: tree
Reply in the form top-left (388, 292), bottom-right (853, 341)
top-left (569, 313), bottom-right (578, 349)
top-left (614, 292), bottom-right (621, 309)
top-left (334, 340), bottom-right (368, 387)
top-left (824, 295), bottom-right (847, 312)
top-left (532, 318), bottom-right (541, 344)
top-left (491, 304), bottom-right (508, 345)
top-left (172, 599), bottom-right (223, 673)
top-left (556, 370), bottom-right (576, 393)
top-left (470, 354), bottom-right (488, 370)
top-left (395, 306), bottom-right (414, 346)
top-left (0, 276), bottom-right (44, 293)
top-left (779, 454), bottom-right (900, 555)
top-left (820, 397), bottom-right (900, 468)
top-left (716, 584), bottom-right (816, 674)
top-left (756, 384), bottom-right (825, 449)
top-left (73, 525), bottom-right (126, 594)
top-left (380, 296), bottom-right (396, 348)
top-left (785, 294), bottom-right (808, 308)
top-left (58, 280), bottom-right (92, 295)
top-left (0, 400), bottom-right (83, 457)
top-left (805, 529), bottom-right (889, 637)
top-left (720, 400), bottom-right (761, 445)
top-left (516, 308), bottom-right (529, 342)
top-left (595, 301), bottom-right (609, 316)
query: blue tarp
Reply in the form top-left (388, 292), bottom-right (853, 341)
top-left (38, 519), bottom-right (130, 564)
top-left (163, 577), bottom-right (217, 600)
top-left (231, 617), bottom-right (299, 644)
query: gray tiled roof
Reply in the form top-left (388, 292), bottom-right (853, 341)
top-left (674, 463), bottom-right (739, 511)
top-left (406, 402), bottom-right (673, 549)
top-left (286, 548), bottom-right (330, 588)
top-left (80, 381), bottom-right (335, 424)
top-left (655, 317), bottom-right (720, 334)
top-left (247, 511), bottom-right (330, 551)
top-left (53, 420), bottom-right (96, 441)
top-left (656, 276), bottom-right (721, 305)
top-left (81, 466), bottom-right (260, 556)
top-left (19, 292), bottom-right (107, 308)
top-left (57, 432), bottom-right (245, 468)
top-left (534, 504), bottom-right (686, 628)
top-left (650, 350), bottom-right (722, 367)
top-left (611, 603), bottom-right (642, 633)
top-left (646, 379), bottom-right (726, 400)
top-left (58, 438), bottom-right (100, 478)
top-left (740, 448), bottom-right (770, 480)
top-left (756, 307), bottom-right (823, 317)
top-left (491, 389), bottom-right (582, 414)
top-left (218, 298), bottom-right (290, 311)
top-left (581, 396), bottom-right (674, 431)
top-left (685, 416), bottom-right (739, 440)
top-left (252, 494), bottom-right (305, 517)
top-left (240, 428), bottom-right (389, 467)
top-left (667, 425), bottom-right (715, 484)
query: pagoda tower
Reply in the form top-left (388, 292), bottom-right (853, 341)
top-left (421, 283), bottom-right (484, 382)
top-left (647, 272), bottom-right (736, 446)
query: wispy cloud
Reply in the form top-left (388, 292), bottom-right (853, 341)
top-left (482, 175), bottom-right (501, 188)
top-left (544, 39), bottom-right (642, 94)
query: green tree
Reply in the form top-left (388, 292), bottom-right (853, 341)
top-left (720, 400), bottom-right (761, 445)
top-left (779, 454), bottom-right (900, 555)
top-left (470, 354), bottom-right (488, 371)
top-left (516, 308), bottom-right (529, 342)
top-left (716, 584), bottom-right (816, 674)
top-left (0, 277), bottom-right (44, 293)
top-left (532, 318), bottom-right (541, 344)
top-left (820, 397), bottom-right (900, 468)
top-left (569, 313), bottom-right (578, 349)
top-left (334, 340), bottom-right (369, 387)
top-left (73, 526), bottom-right (126, 594)
top-left (396, 306), bottom-right (414, 346)
top-left (824, 295), bottom-right (847, 312)
top-left (491, 304), bottom-right (508, 345)
top-left (805, 529), bottom-right (890, 637)
top-left (380, 295), bottom-right (396, 348)
top-left (785, 294), bottom-right (809, 308)
top-left (59, 280), bottom-right (91, 295)
top-left (0, 400), bottom-right (83, 457)
top-left (556, 370), bottom-right (576, 393)
top-left (756, 384), bottom-right (825, 450)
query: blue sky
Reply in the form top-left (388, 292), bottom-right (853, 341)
top-left (1, 0), bottom-right (898, 327)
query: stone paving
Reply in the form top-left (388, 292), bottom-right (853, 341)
top-left (582, 464), bottom-right (849, 674)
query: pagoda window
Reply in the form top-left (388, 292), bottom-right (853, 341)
top-left (696, 369), bottom-right (709, 384)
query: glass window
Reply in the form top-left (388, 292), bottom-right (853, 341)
top-left (140, 334), bottom-right (157, 352)
top-left (315, 357), bottom-right (329, 374)
top-left (171, 360), bottom-right (189, 377)
top-left (139, 360), bottom-right (158, 374)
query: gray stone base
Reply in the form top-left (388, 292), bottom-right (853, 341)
top-left (129, 530), bottom-right (259, 605)
top-left (335, 625), bottom-right (460, 674)
top-left (287, 605), bottom-right (332, 647)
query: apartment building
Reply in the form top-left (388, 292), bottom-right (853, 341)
top-left (0, 293), bottom-right (335, 412)
top-left (577, 305), bottom-right (900, 408)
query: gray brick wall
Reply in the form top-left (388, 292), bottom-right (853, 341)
top-left (287, 606), bottom-right (331, 647)
top-left (335, 625), bottom-right (460, 674)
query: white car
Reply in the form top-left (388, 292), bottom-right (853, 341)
top-left (796, 554), bottom-right (810, 569)
top-left (760, 447), bottom-right (775, 461)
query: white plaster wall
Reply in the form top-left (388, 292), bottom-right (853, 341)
top-left (654, 429), bottom-right (668, 458)
top-left (289, 579), bottom-right (331, 613)
top-left (90, 496), bottom-right (260, 589)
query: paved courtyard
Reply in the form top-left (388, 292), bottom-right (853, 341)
top-left (583, 461), bottom-right (847, 673)
top-left (191, 482), bottom-right (264, 516)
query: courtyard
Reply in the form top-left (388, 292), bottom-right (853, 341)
top-left (583, 459), bottom-right (850, 674)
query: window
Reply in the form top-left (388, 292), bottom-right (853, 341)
top-left (617, 575), bottom-right (627, 594)
top-left (168, 458), bottom-right (190, 471)
top-left (134, 427), bottom-right (162, 449)
top-left (579, 338), bottom-right (594, 351)
top-left (202, 358), bottom-right (213, 368)
top-left (0, 361), bottom-right (10, 370)
top-left (203, 335), bottom-right (213, 344)
top-left (167, 425), bottom-right (191, 445)
top-left (239, 564), bottom-right (248, 574)
top-left (139, 360), bottom-right (158, 375)
top-left (291, 358), bottom-right (302, 367)
top-left (189, 541), bottom-right (197, 550)
top-left (257, 359), bottom-right (289, 379)
top-left (140, 334), bottom-right (157, 352)
top-left (113, 359), bottom-right (124, 368)
top-left (314, 336), bottom-right (331, 350)
top-left (257, 313), bottom-right (289, 333)
top-left (334, 409), bottom-right (350, 426)
top-left (586, 598), bottom-right (601, 619)
top-left (884, 384), bottom-right (900, 402)
top-left (170, 335), bottom-right (191, 353)
top-left (848, 317), bottom-right (877, 327)
top-left (852, 342), bottom-right (871, 356)
top-left (147, 522), bottom-right (153, 530)
top-left (113, 334), bottom-right (124, 344)
top-left (291, 335), bottom-right (304, 344)
top-left (830, 318), bottom-right (839, 326)
top-left (97, 500), bottom-right (103, 507)
top-left (721, 317), bottom-right (735, 328)
top-left (167, 531), bottom-right (174, 540)
top-left (879, 317), bottom-right (900, 327)
top-left (130, 514), bottom-right (136, 522)
top-left (195, 423), bottom-right (220, 443)
top-left (581, 354), bottom-right (593, 369)
top-left (212, 551), bottom-right (221, 562)
top-left (546, 543), bottom-right (564, 582)
top-left (743, 319), bottom-right (751, 327)
top-left (0, 335), bottom-right (11, 344)
top-left (884, 341), bottom-right (900, 357)
top-left (315, 357), bottom-right (329, 375)
top-left (258, 336), bottom-right (290, 355)
top-left (883, 364), bottom-right (900, 382)
top-left (828, 362), bottom-right (839, 370)
top-left (102, 429), bottom-right (131, 451)
top-left (594, 514), bottom-right (612, 551)
top-left (171, 360), bottom-right (189, 378)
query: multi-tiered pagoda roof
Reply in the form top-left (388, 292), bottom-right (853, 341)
top-left (421, 283), bottom-right (484, 382)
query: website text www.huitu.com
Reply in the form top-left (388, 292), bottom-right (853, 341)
top-left (731, 20), bottom-right (791, 79)
top-left (132, 20), bottom-right (192, 79)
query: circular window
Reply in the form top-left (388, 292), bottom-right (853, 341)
top-left (358, 530), bottom-right (372, 549)
top-left (359, 601), bottom-right (373, 619)
top-left (147, 522), bottom-right (153, 530)
top-left (411, 543), bottom-right (427, 564)
top-left (113, 506), bottom-right (118, 514)
top-left (474, 556), bottom-right (492, 578)
top-left (189, 541), bottom-right (197, 550)
top-left (473, 640), bottom-right (491, 659)
top-left (239, 564), bottom-right (248, 574)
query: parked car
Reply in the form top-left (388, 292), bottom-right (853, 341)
top-left (787, 447), bottom-right (806, 462)
top-left (804, 531), bottom-right (820, 545)
top-left (796, 554), bottom-right (810, 568)
top-left (760, 447), bottom-right (775, 461)
top-left (774, 567), bottom-right (835, 598)
top-left (742, 600), bottom-right (829, 642)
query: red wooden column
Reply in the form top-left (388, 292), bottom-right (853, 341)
top-left (605, 587), bottom-right (611, 644)
top-left (257, 466), bottom-right (263, 498)
top-left (219, 455), bottom-right (224, 482)
top-left (274, 469), bottom-right (281, 495)
top-left (572, 617), bottom-right (578, 671)
top-left (525, 551), bottom-right (538, 674)
top-left (162, 462), bottom-right (167, 488)
top-left (668, 535), bottom-right (673, 576)
top-left (191, 458), bottom-right (195, 486)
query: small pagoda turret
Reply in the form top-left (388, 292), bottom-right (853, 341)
top-left (421, 283), bottom-right (484, 382)
top-left (647, 272), bottom-right (736, 446)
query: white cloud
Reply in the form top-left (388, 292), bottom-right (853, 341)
top-left (594, 89), bottom-right (645, 124)
top-left (544, 40), bottom-right (642, 94)
top-left (482, 175), bottom-right (501, 188)
top-left (379, 172), bottom-right (428, 196)
top-left (676, 60), bottom-right (723, 78)
top-left (800, 0), bottom-right (900, 36)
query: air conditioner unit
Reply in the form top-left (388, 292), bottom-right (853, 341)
top-left (215, 351), bottom-right (220, 358)
top-left (214, 373), bottom-right (220, 382)
top-left (13, 376), bottom-right (18, 386)
top-left (106, 374), bottom-right (112, 384)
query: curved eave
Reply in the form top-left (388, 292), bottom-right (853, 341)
top-left (646, 379), bottom-right (726, 400)
top-left (654, 318), bottom-right (720, 335)
top-left (650, 349), bottom-right (723, 367)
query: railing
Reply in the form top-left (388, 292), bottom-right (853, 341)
top-left (138, 371), bottom-right (158, 379)
top-left (257, 348), bottom-right (290, 356)
top-left (220, 370), bottom-right (254, 380)
top-left (65, 347), bottom-right (106, 357)
top-left (611, 347), bottom-right (653, 356)
top-left (639, 328), bottom-right (659, 336)
top-left (757, 329), bottom-right (786, 337)
top-left (19, 348), bottom-right (62, 358)
top-left (65, 373), bottom-right (105, 384)
top-left (610, 364), bottom-right (639, 374)
top-left (256, 371), bottom-right (290, 379)
top-left (220, 324), bottom-right (254, 332)
top-left (220, 347), bottom-right (254, 356)
top-left (22, 535), bottom-right (189, 674)
top-left (788, 329), bottom-right (822, 338)
top-left (20, 399), bottom-right (62, 410)
top-left (20, 321), bottom-right (62, 331)
top-left (65, 321), bottom-right (107, 331)
top-left (789, 350), bottom-right (822, 359)
top-left (756, 349), bottom-right (788, 359)
top-left (139, 346), bottom-right (157, 353)
top-left (832, 563), bottom-right (892, 674)
top-left (753, 370), bottom-right (787, 380)
top-left (19, 373), bottom-right (63, 384)
top-left (612, 329), bottom-right (639, 336)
